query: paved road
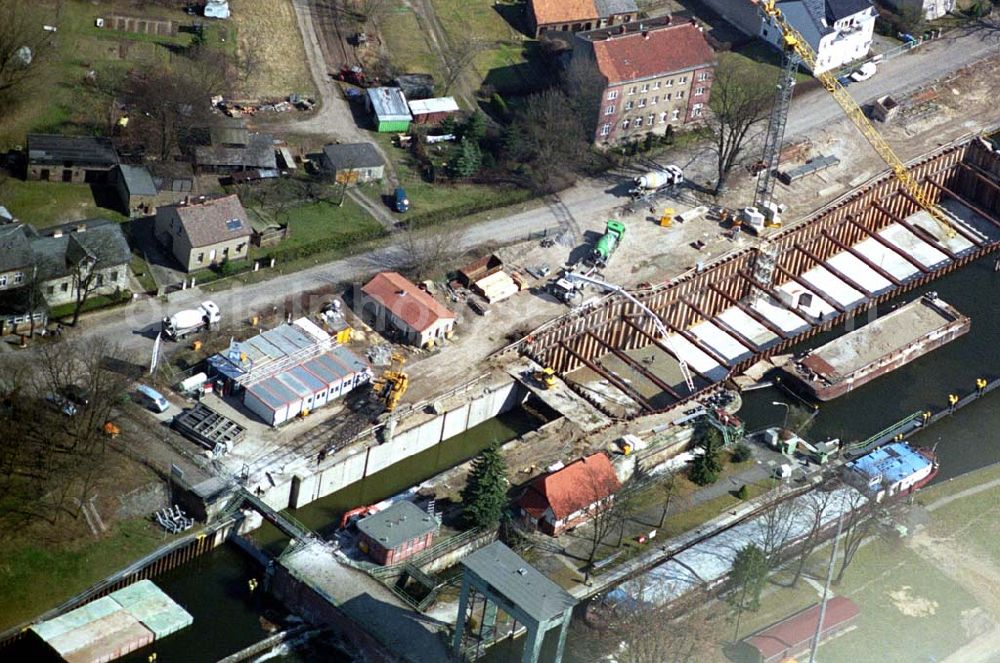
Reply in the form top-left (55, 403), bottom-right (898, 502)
top-left (784, 26), bottom-right (1000, 139)
top-left (64, 27), bottom-right (1000, 357)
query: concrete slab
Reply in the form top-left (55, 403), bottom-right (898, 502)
top-left (507, 360), bottom-right (611, 432)
top-left (879, 223), bottom-right (950, 269)
top-left (826, 252), bottom-right (894, 295)
top-left (665, 333), bottom-right (728, 381)
top-left (750, 296), bottom-right (811, 334)
top-left (852, 237), bottom-right (922, 281)
top-left (716, 307), bottom-right (780, 348)
top-left (799, 265), bottom-right (866, 307)
top-left (907, 208), bottom-right (978, 254)
top-left (690, 320), bottom-right (753, 363)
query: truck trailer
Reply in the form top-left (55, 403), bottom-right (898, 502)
top-left (162, 301), bottom-right (221, 340)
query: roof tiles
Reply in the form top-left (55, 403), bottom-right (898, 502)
top-left (589, 21), bottom-right (715, 84)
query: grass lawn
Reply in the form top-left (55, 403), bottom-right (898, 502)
top-left (379, 4), bottom-right (443, 79)
top-left (266, 198), bottom-right (383, 251)
top-left (430, 0), bottom-right (546, 94)
top-left (130, 255), bottom-right (158, 294)
top-left (729, 40), bottom-right (814, 85)
top-left (0, 179), bottom-right (127, 227)
top-left (229, 0), bottom-right (315, 98)
top-left (739, 538), bottom-right (977, 663)
top-left (0, 518), bottom-right (174, 631)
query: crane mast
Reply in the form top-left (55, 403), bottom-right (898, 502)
top-left (753, 0), bottom-right (956, 238)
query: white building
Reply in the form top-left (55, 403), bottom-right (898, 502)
top-left (882, 0), bottom-right (954, 21)
top-left (762, 0), bottom-right (876, 74)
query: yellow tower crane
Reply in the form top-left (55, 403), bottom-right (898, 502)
top-left (752, 0), bottom-right (956, 238)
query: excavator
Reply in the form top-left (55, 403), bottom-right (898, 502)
top-left (371, 352), bottom-right (408, 412)
top-left (748, 0), bottom-right (957, 239)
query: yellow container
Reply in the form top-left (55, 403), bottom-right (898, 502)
top-left (192, 339), bottom-right (203, 351)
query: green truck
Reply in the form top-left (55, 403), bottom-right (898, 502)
top-left (592, 220), bottom-right (626, 266)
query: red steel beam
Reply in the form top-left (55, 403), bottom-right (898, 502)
top-left (591, 332), bottom-right (682, 401)
top-left (925, 176), bottom-right (1000, 233)
top-left (822, 228), bottom-right (903, 287)
top-left (877, 200), bottom-right (958, 261)
top-left (560, 341), bottom-right (655, 412)
top-left (795, 244), bottom-right (873, 298)
top-left (775, 265), bottom-right (847, 315)
top-left (708, 282), bottom-right (791, 341)
top-left (681, 297), bottom-right (760, 353)
top-left (622, 316), bottom-right (715, 384)
top-left (846, 217), bottom-right (931, 274)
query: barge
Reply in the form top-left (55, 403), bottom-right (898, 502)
top-left (781, 292), bottom-right (969, 401)
top-left (843, 441), bottom-right (939, 501)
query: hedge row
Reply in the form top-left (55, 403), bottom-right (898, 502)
top-left (405, 188), bottom-right (537, 229)
top-left (260, 226), bottom-right (389, 264)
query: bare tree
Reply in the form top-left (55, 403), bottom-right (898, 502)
top-left (236, 29), bottom-right (266, 88)
top-left (788, 485), bottom-right (838, 587)
top-left (119, 52), bottom-right (227, 159)
top-left (836, 487), bottom-right (877, 583)
top-left (442, 39), bottom-right (486, 95)
top-left (656, 469), bottom-right (678, 529)
top-left (581, 464), bottom-right (627, 584)
top-left (708, 53), bottom-right (776, 193)
top-left (562, 51), bottom-right (607, 142)
top-left (398, 222), bottom-right (468, 281)
top-left (606, 594), bottom-right (718, 663)
top-left (754, 485), bottom-right (799, 566)
top-left (505, 89), bottom-right (593, 192)
top-left (0, 0), bottom-right (54, 104)
top-left (69, 253), bottom-right (102, 327)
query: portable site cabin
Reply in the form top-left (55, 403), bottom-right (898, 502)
top-left (366, 87), bottom-right (412, 133)
top-left (241, 345), bottom-right (371, 427)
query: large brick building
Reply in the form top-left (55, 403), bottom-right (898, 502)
top-left (573, 17), bottom-right (716, 146)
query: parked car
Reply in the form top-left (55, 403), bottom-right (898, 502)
top-left (850, 62), bottom-right (877, 82)
top-left (58, 384), bottom-right (91, 408)
top-left (135, 384), bottom-right (170, 413)
top-left (45, 393), bottom-right (78, 417)
top-left (393, 187), bottom-right (410, 213)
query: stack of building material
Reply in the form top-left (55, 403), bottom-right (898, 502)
top-left (473, 270), bottom-right (520, 304)
top-left (31, 580), bottom-right (192, 663)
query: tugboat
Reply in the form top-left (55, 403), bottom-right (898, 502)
top-left (843, 441), bottom-right (939, 502)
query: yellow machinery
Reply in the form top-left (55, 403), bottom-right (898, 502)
top-left (659, 207), bottom-right (675, 228)
top-left (372, 352), bottom-right (408, 411)
top-left (753, 0), bottom-right (956, 238)
top-left (533, 366), bottom-right (556, 390)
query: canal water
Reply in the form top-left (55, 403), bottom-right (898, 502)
top-left (484, 253), bottom-right (1000, 662)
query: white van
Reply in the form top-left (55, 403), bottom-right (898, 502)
top-left (136, 384), bottom-right (170, 413)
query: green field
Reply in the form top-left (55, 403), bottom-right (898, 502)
top-left (0, 179), bottom-right (127, 227)
top-left (379, 4), bottom-right (443, 79)
top-left (278, 198), bottom-right (384, 251)
top-left (742, 537), bottom-right (979, 663)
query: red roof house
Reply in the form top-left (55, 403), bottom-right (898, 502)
top-left (572, 17), bottom-right (717, 145)
top-left (518, 453), bottom-right (622, 536)
top-left (361, 272), bottom-right (456, 347)
top-left (742, 597), bottom-right (860, 663)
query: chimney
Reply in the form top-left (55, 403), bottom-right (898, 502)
top-left (643, 31), bottom-right (649, 39)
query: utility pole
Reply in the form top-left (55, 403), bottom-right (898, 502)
top-left (809, 509), bottom-right (844, 663)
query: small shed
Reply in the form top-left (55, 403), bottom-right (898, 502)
top-left (112, 164), bottom-right (157, 217)
top-left (357, 501), bottom-right (439, 565)
top-left (458, 253), bottom-right (504, 287)
top-left (407, 96), bottom-right (460, 125)
top-left (204, 0), bottom-right (230, 19)
top-left (366, 87), bottom-right (412, 133)
top-left (320, 143), bottom-right (385, 184)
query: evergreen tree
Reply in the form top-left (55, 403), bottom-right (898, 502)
top-left (461, 442), bottom-right (508, 529)
top-left (451, 138), bottom-right (482, 178)
top-left (464, 111), bottom-right (487, 143)
top-left (689, 426), bottom-right (724, 486)
top-left (727, 543), bottom-right (769, 639)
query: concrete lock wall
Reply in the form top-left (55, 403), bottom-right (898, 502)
top-left (287, 380), bottom-right (526, 509)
